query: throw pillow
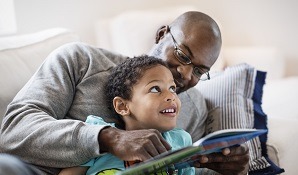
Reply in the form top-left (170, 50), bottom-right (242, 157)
top-left (195, 63), bottom-right (284, 174)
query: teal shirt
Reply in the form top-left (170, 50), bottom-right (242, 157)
top-left (82, 115), bottom-right (195, 175)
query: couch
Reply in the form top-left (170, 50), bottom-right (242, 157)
top-left (0, 28), bottom-right (80, 122)
top-left (1, 10), bottom-right (297, 174)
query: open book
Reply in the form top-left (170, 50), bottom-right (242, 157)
top-left (116, 128), bottom-right (267, 175)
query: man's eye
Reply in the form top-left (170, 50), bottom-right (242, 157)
top-left (169, 86), bottom-right (176, 93)
top-left (177, 53), bottom-right (187, 61)
top-left (176, 51), bottom-right (183, 57)
top-left (150, 86), bottom-right (161, 93)
top-left (193, 67), bottom-right (204, 74)
top-left (175, 50), bottom-right (190, 63)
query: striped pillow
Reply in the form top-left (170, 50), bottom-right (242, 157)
top-left (195, 63), bottom-right (284, 174)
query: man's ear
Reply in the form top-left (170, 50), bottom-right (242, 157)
top-left (113, 97), bottom-right (130, 116)
top-left (155, 25), bottom-right (169, 44)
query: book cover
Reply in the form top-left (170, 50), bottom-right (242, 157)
top-left (116, 129), bottom-right (267, 175)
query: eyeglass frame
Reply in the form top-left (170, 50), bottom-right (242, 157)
top-left (167, 27), bottom-right (210, 81)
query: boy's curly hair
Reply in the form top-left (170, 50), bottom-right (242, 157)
top-left (105, 55), bottom-right (168, 118)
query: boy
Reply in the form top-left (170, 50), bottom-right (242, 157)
top-left (59, 55), bottom-right (194, 175)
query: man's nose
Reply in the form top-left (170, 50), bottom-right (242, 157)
top-left (177, 65), bottom-right (192, 81)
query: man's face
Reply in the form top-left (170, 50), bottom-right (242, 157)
top-left (150, 26), bottom-right (221, 94)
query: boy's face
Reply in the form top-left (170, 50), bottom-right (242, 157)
top-left (124, 65), bottom-right (181, 132)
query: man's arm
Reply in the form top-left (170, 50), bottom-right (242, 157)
top-left (99, 127), bottom-right (171, 161)
top-left (0, 42), bottom-right (172, 173)
top-left (0, 43), bottom-right (105, 168)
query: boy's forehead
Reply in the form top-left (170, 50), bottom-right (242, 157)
top-left (140, 65), bottom-right (174, 83)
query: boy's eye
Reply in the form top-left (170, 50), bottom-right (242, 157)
top-left (150, 86), bottom-right (161, 93)
top-left (169, 86), bottom-right (176, 93)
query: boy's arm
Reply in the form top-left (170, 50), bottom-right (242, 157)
top-left (59, 166), bottom-right (88, 175)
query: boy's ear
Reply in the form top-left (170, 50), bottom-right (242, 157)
top-left (113, 97), bottom-right (130, 116)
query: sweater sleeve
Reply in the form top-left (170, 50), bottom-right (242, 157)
top-left (0, 42), bottom-right (124, 170)
top-left (177, 88), bottom-right (208, 142)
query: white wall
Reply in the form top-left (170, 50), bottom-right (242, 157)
top-left (14, 0), bottom-right (197, 44)
top-left (14, 0), bottom-right (298, 76)
top-left (197, 0), bottom-right (298, 76)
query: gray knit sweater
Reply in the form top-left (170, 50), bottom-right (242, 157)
top-left (0, 42), bottom-right (207, 175)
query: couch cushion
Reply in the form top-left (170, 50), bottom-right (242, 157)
top-left (263, 77), bottom-right (298, 120)
top-left (195, 63), bottom-right (284, 174)
top-left (0, 28), bottom-right (80, 122)
top-left (267, 117), bottom-right (297, 175)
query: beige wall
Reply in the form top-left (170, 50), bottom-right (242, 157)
top-left (14, 0), bottom-right (298, 76)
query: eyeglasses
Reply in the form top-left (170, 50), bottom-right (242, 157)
top-left (168, 28), bottom-right (210, 81)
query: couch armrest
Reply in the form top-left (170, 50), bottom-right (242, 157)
top-left (267, 117), bottom-right (298, 174)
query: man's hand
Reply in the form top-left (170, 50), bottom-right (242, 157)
top-left (193, 144), bottom-right (250, 175)
top-left (98, 127), bottom-right (171, 161)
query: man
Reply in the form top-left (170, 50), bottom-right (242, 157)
top-left (0, 11), bottom-right (249, 175)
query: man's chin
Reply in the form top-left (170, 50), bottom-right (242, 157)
top-left (176, 87), bottom-right (186, 94)
top-left (174, 80), bottom-right (185, 94)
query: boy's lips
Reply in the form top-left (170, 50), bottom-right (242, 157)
top-left (160, 106), bottom-right (177, 116)
top-left (160, 108), bottom-right (176, 113)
